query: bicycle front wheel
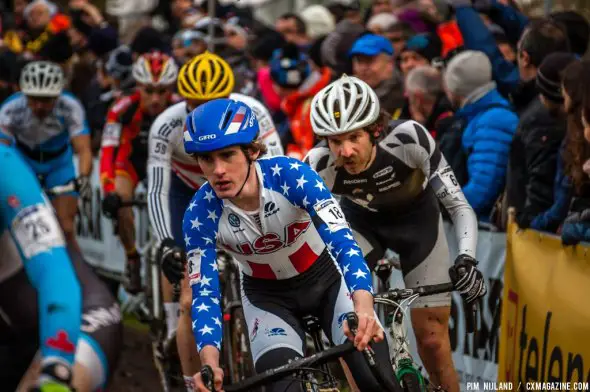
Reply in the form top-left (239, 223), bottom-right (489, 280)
top-left (401, 372), bottom-right (424, 392)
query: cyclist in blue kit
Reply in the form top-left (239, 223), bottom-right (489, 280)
top-left (0, 61), bottom-right (93, 252)
top-left (0, 145), bottom-right (122, 392)
top-left (181, 98), bottom-right (400, 392)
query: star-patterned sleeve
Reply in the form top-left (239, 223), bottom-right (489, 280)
top-left (262, 156), bottom-right (373, 294)
top-left (182, 183), bottom-right (224, 353)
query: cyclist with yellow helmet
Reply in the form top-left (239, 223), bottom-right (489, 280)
top-left (146, 51), bottom-right (283, 391)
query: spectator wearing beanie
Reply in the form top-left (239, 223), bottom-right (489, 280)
top-left (270, 44), bottom-right (331, 160)
top-left (349, 33), bottom-right (404, 115)
top-left (300, 5), bottom-right (335, 41)
top-left (506, 52), bottom-right (578, 231)
top-left (399, 32), bottom-right (442, 77)
top-left (442, 50), bottom-right (518, 219)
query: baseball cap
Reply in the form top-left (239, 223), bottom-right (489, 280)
top-left (349, 34), bottom-right (394, 57)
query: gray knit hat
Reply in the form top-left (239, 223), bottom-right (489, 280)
top-left (443, 50), bottom-right (492, 97)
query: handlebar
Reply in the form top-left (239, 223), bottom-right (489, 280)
top-left (374, 281), bottom-right (476, 333)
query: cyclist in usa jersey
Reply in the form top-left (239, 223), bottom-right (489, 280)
top-left (0, 144), bottom-right (122, 392)
top-left (148, 52), bottom-right (283, 389)
top-left (182, 99), bottom-right (399, 392)
top-left (0, 61), bottom-right (92, 252)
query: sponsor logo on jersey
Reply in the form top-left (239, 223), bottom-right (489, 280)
top-left (337, 313), bottom-right (348, 328)
top-left (378, 182), bottom-right (401, 192)
top-left (198, 134), bottom-right (217, 141)
top-left (251, 318), bottom-right (260, 342)
top-left (81, 303), bottom-right (122, 333)
top-left (263, 201), bottom-right (280, 218)
top-left (343, 178), bottom-right (367, 185)
top-left (7, 195), bottom-right (20, 208)
top-left (436, 189), bottom-right (449, 199)
top-left (373, 166), bottom-right (394, 179)
top-left (266, 327), bottom-right (287, 337)
top-left (45, 330), bottom-right (76, 354)
top-left (233, 221), bottom-right (311, 255)
top-left (228, 213), bottom-right (241, 227)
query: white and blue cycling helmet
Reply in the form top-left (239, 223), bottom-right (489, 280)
top-left (184, 98), bottom-right (260, 154)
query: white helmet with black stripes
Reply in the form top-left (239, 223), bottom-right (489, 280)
top-left (20, 61), bottom-right (65, 97)
top-left (310, 74), bottom-right (380, 137)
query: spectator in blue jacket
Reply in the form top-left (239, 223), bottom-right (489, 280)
top-left (446, 0), bottom-right (573, 113)
top-left (443, 50), bottom-right (518, 219)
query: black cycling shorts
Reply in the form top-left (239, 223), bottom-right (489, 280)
top-left (241, 251), bottom-right (398, 392)
top-left (340, 190), bottom-right (452, 308)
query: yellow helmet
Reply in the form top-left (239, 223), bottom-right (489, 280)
top-left (177, 51), bottom-right (235, 100)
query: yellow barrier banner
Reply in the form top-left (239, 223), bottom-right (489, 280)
top-left (498, 222), bottom-right (590, 388)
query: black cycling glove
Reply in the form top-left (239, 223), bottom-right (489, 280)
top-left (101, 192), bottom-right (122, 219)
top-left (160, 238), bottom-right (186, 284)
top-left (449, 254), bottom-right (487, 304)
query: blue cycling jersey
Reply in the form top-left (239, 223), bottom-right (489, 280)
top-left (182, 156), bottom-right (373, 351)
top-left (0, 92), bottom-right (89, 152)
top-left (0, 144), bottom-right (81, 365)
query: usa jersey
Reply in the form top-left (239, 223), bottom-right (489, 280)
top-left (148, 94), bottom-right (284, 243)
top-left (182, 156), bottom-right (372, 351)
top-left (0, 144), bottom-right (81, 365)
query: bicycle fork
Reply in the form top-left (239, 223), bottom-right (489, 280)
top-left (386, 310), bottom-right (426, 390)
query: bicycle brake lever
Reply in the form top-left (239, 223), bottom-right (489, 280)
top-left (345, 312), bottom-right (377, 366)
top-left (201, 365), bottom-right (216, 391)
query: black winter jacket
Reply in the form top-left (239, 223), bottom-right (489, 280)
top-left (506, 96), bottom-right (567, 225)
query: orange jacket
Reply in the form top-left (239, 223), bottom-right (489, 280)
top-left (437, 20), bottom-right (463, 57)
top-left (281, 67), bottom-right (332, 160)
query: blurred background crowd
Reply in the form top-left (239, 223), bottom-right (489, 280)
top-left (2, 0), bottom-right (590, 244)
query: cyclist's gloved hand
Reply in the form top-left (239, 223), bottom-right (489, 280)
top-left (160, 238), bottom-right (186, 284)
top-left (449, 254), bottom-right (487, 304)
top-left (29, 361), bottom-right (74, 392)
top-left (101, 192), bottom-right (122, 219)
top-left (75, 175), bottom-right (92, 201)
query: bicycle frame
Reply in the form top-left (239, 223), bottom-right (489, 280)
top-left (374, 283), bottom-right (456, 390)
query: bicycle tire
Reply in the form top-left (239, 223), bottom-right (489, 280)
top-left (401, 372), bottom-right (423, 392)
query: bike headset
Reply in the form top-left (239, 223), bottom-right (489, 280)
top-left (184, 98), bottom-right (260, 198)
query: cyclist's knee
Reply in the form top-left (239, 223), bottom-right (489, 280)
top-left (412, 307), bottom-right (450, 355)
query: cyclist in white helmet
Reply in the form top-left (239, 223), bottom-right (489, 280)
top-left (305, 75), bottom-right (486, 392)
top-left (0, 61), bottom-right (92, 252)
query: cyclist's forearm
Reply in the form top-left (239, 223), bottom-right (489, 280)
top-left (72, 135), bottom-right (93, 176)
top-left (199, 345), bottom-right (220, 367)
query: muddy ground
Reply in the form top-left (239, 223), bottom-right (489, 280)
top-left (109, 325), bottom-right (164, 392)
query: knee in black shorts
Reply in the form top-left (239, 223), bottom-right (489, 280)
top-left (342, 339), bottom-right (398, 392)
top-left (255, 347), bottom-right (305, 392)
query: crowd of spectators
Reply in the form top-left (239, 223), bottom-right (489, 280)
top-left (2, 0), bottom-right (590, 244)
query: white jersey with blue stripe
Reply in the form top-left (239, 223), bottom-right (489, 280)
top-left (0, 92), bottom-right (89, 151)
top-left (182, 156), bottom-right (373, 351)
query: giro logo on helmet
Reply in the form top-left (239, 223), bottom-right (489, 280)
top-left (198, 134), bottom-right (217, 141)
